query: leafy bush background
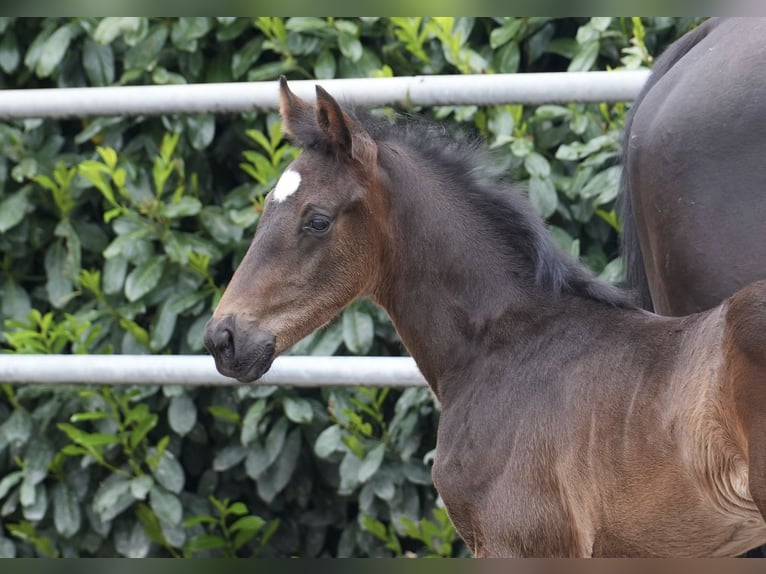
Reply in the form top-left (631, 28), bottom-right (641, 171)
top-left (0, 17), bottom-right (704, 557)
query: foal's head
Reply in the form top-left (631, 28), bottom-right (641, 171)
top-left (205, 79), bottom-right (389, 382)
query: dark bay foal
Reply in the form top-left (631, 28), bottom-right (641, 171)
top-left (205, 78), bottom-right (766, 556)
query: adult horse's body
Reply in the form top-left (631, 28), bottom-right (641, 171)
top-left (205, 79), bottom-right (766, 556)
top-left (620, 17), bottom-right (766, 316)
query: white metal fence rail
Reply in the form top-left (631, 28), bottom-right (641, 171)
top-left (1, 355), bottom-right (426, 387)
top-left (0, 71), bottom-right (649, 118)
top-left (0, 71), bottom-right (648, 386)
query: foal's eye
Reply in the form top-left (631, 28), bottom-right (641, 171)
top-left (304, 216), bottom-right (331, 233)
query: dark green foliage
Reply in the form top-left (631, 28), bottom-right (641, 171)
top-left (0, 17), bottom-right (703, 557)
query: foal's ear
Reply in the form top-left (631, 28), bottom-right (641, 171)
top-left (315, 85), bottom-right (376, 165)
top-left (278, 76), bottom-right (318, 145)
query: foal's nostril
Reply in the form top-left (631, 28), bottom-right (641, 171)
top-left (204, 317), bottom-right (236, 362)
top-left (214, 327), bottom-right (234, 360)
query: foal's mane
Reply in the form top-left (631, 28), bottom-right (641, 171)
top-left (299, 105), bottom-right (633, 309)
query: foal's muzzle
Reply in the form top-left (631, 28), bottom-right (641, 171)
top-left (204, 315), bottom-right (276, 383)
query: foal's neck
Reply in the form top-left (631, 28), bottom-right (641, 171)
top-left (372, 150), bottom-right (550, 396)
top-left (370, 142), bottom-right (628, 401)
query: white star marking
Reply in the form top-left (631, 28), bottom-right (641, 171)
top-left (273, 169), bottom-right (301, 203)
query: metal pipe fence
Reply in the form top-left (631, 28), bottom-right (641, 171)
top-left (0, 71), bottom-right (648, 386)
top-left (0, 71), bottom-right (649, 119)
top-left (1, 355), bottom-right (426, 387)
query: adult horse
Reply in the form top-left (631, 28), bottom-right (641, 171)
top-left (205, 78), bottom-right (766, 556)
top-left (620, 17), bottom-right (766, 316)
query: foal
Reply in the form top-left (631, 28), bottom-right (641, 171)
top-left (205, 79), bottom-right (766, 556)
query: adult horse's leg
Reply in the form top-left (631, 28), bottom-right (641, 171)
top-left (725, 281), bottom-right (766, 520)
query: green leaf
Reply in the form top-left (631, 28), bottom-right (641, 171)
top-left (1, 279), bottom-right (31, 321)
top-left (314, 50), bottom-right (336, 79)
top-left (490, 19), bottom-right (522, 48)
top-left (494, 41), bottom-right (520, 74)
top-left (172, 17), bottom-right (213, 46)
top-left (282, 396), bottom-right (313, 424)
top-left (590, 17), bottom-right (612, 32)
top-left (342, 305), bottom-right (374, 355)
top-left (549, 226), bottom-right (578, 256)
top-left (93, 475), bottom-right (133, 520)
top-left (185, 534), bottom-right (227, 554)
top-left (53, 483), bottom-right (81, 538)
top-left (130, 475), bottom-right (154, 500)
top-left (160, 196), bottom-right (202, 220)
top-left (124, 257), bottom-right (166, 302)
top-left (199, 207), bottom-right (243, 244)
top-left (182, 514), bottom-right (217, 528)
top-left (58, 424), bottom-right (119, 448)
top-left (185, 115), bottom-right (216, 151)
top-left (599, 257), bottom-right (624, 283)
top-left (21, 483), bottom-right (48, 521)
top-left (70, 411), bottom-right (109, 423)
top-left (152, 66), bottom-right (187, 85)
top-left (579, 165), bottom-right (621, 205)
top-left (338, 32), bottom-right (363, 62)
top-left (232, 37), bottom-right (264, 79)
top-left (338, 46), bottom-right (381, 78)
top-left (0, 29), bottom-right (19, 73)
top-left (167, 290), bottom-right (207, 314)
top-left (362, 514), bottom-right (387, 541)
top-left (93, 17), bottom-right (140, 45)
top-left (286, 17), bottom-right (329, 32)
top-left (120, 318), bottom-right (150, 349)
top-left (289, 320), bottom-right (344, 356)
top-left (240, 399), bottom-right (267, 445)
top-left (99, 255), bottom-right (126, 298)
top-left (208, 405), bottom-right (240, 424)
top-left (0, 188), bottom-right (30, 233)
top-left (245, 418), bottom-right (288, 479)
top-left (568, 40), bottom-right (599, 72)
top-left (338, 451), bottom-right (362, 495)
top-left (230, 515), bottom-right (265, 534)
top-left (149, 297), bottom-right (178, 351)
top-left (123, 25), bottom-right (168, 74)
top-left (0, 471), bottom-right (23, 500)
top-left (36, 25), bottom-right (72, 78)
top-left (358, 443), bottom-right (385, 483)
top-left (0, 536), bottom-right (15, 558)
top-left (213, 445), bottom-right (248, 471)
top-left (82, 37), bottom-right (114, 86)
top-left (262, 417), bottom-right (289, 467)
top-left (24, 24), bottom-right (54, 71)
top-left (256, 427), bottom-right (301, 503)
top-left (524, 152), bottom-right (551, 178)
top-left (528, 175), bottom-right (558, 219)
top-left (314, 424), bottom-right (343, 459)
top-left (402, 460), bottom-right (433, 485)
top-left (149, 449), bottom-right (185, 494)
top-left (149, 485), bottom-right (182, 525)
top-left (168, 394), bottom-right (197, 435)
top-left (113, 519), bottom-right (150, 558)
top-left (129, 412), bottom-right (158, 449)
top-left (2, 409), bottom-right (32, 447)
top-left (23, 439), bottom-right (54, 485)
